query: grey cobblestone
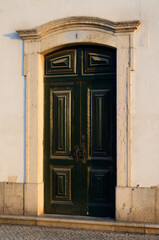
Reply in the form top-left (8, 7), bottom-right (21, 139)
top-left (0, 224), bottom-right (159, 240)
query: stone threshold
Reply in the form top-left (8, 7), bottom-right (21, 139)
top-left (0, 214), bottom-right (159, 235)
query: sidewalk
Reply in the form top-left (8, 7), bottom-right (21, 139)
top-left (0, 224), bottom-right (159, 240)
top-left (0, 215), bottom-right (159, 239)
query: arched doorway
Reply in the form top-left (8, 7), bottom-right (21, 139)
top-left (44, 45), bottom-right (116, 217)
top-left (17, 17), bottom-right (140, 216)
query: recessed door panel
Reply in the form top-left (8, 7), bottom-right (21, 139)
top-left (45, 49), bottom-right (77, 75)
top-left (51, 166), bottom-right (72, 203)
top-left (50, 90), bottom-right (71, 157)
top-left (88, 89), bottom-right (111, 157)
top-left (88, 167), bottom-right (113, 201)
top-left (83, 48), bottom-right (116, 75)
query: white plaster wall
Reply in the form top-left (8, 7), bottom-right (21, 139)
top-left (132, 0), bottom-right (159, 187)
top-left (0, 0), bottom-right (159, 186)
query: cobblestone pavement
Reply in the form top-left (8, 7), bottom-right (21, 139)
top-left (0, 224), bottom-right (159, 240)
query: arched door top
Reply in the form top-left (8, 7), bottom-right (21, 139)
top-left (17, 16), bottom-right (140, 40)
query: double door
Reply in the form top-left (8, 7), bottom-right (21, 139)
top-left (44, 46), bottom-right (116, 217)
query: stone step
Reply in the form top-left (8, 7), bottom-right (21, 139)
top-left (0, 214), bottom-right (159, 235)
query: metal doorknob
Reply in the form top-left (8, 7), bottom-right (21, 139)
top-left (73, 145), bottom-right (80, 162)
top-left (81, 144), bottom-right (86, 163)
top-left (73, 144), bottom-right (86, 163)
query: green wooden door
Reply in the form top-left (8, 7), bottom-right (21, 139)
top-left (44, 45), bottom-right (116, 217)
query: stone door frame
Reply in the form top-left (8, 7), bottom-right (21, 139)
top-left (17, 16), bottom-right (140, 215)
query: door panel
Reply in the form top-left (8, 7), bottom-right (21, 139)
top-left (45, 82), bottom-right (82, 215)
top-left (87, 167), bottom-right (113, 217)
top-left (51, 166), bottom-right (72, 203)
top-left (83, 48), bottom-right (116, 74)
top-left (44, 45), bottom-right (116, 218)
top-left (51, 90), bottom-right (71, 156)
top-left (81, 80), bottom-right (115, 217)
top-left (88, 88), bottom-right (111, 156)
top-left (45, 49), bottom-right (77, 75)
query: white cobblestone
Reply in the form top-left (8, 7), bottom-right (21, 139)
top-left (0, 224), bottom-right (159, 240)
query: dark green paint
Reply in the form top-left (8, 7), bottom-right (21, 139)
top-left (44, 45), bottom-right (116, 218)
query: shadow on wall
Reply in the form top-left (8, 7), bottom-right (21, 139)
top-left (3, 32), bottom-right (22, 40)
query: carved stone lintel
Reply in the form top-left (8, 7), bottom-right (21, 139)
top-left (16, 16), bottom-right (140, 40)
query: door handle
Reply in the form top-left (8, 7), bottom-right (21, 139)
top-left (73, 145), bottom-right (80, 162)
top-left (81, 144), bottom-right (86, 164)
top-left (73, 144), bottom-right (87, 163)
